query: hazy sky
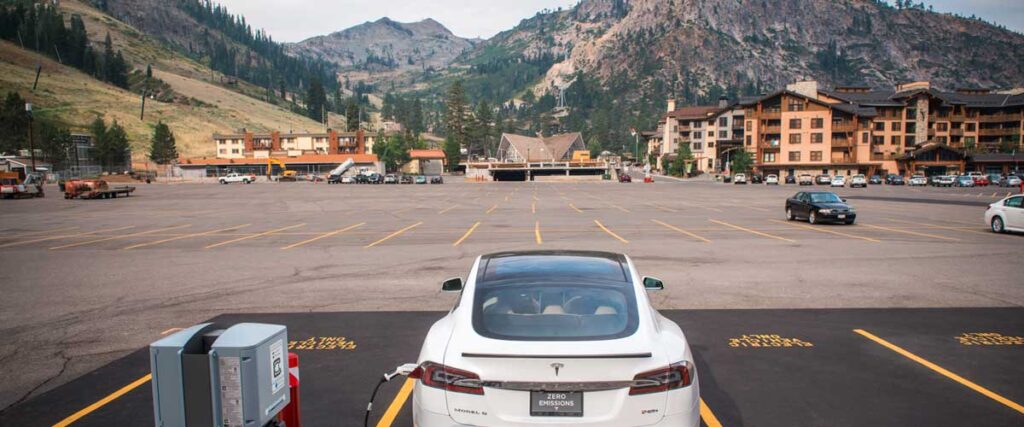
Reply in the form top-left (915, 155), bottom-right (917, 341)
top-left (215, 0), bottom-right (1024, 42)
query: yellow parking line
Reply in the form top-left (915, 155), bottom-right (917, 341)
top-left (854, 329), bottom-right (1024, 414)
top-left (123, 224), bottom-right (251, 250)
top-left (453, 221), bottom-right (481, 246)
top-left (610, 204), bottom-right (631, 213)
top-left (205, 223), bottom-right (306, 249)
top-left (647, 202), bottom-right (677, 213)
top-left (374, 377), bottom-right (415, 427)
top-left (861, 224), bottom-right (960, 242)
top-left (160, 328), bottom-right (183, 335)
top-left (709, 219), bottom-right (795, 243)
top-left (885, 219), bottom-right (989, 236)
top-left (594, 220), bottom-right (629, 244)
top-left (281, 223), bottom-right (364, 249)
top-left (535, 221), bottom-right (543, 245)
top-left (0, 226), bottom-right (136, 248)
top-left (770, 220), bottom-right (880, 243)
top-left (569, 203), bottom-right (583, 213)
top-left (52, 374), bottom-right (152, 427)
top-left (700, 398), bottom-right (725, 427)
top-left (486, 204), bottom-right (498, 214)
top-left (365, 222), bottom-right (423, 248)
top-left (652, 220), bottom-right (711, 243)
top-left (532, 195), bottom-right (539, 201)
top-left (531, 202), bottom-right (536, 214)
top-left (50, 225), bottom-right (192, 250)
top-left (438, 206), bottom-right (456, 214)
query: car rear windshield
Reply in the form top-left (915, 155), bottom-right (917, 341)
top-left (810, 193), bottom-right (842, 203)
top-left (472, 255), bottom-right (638, 341)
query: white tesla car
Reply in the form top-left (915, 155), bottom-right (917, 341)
top-left (411, 251), bottom-right (699, 427)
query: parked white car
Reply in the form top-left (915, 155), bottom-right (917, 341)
top-left (412, 251), bottom-right (700, 427)
top-left (218, 173), bottom-right (255, 184)
top-left (909, 175), bottom-right (928, 186)
top-left (986, 194), bottom-right (1024, 233)
top-left (830, 176), bottom-right (846, 187)
top-left (849, 174), bottom-right (867, 188)
top-left (765, 174), bottom-right (779, 185)
top-left (733, 173), bottom-right (747, 184)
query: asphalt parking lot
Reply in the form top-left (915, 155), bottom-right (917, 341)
top-left (0, 179), bottom-right (1022, 426)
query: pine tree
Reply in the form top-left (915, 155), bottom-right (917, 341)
top-left (305, 76), bottom-right (327, 122)
top-left (443, 135), bottom-right (461, 172)
top-left (0, 92), bottom-right (29, 155)
top-left (444, 81), bottom-right (469, 155)
top-left (345, 101), bottom-right (359, 131)
top-left (148, 121), bottom-right (178, 164)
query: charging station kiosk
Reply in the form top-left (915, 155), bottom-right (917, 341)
top-left (150, 323), bottom-right (290, 427)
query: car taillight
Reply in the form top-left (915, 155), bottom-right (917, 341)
top-left (410, 361), bottom-right (484, 395)
top-left (629, 361), bottom-right (693, 395)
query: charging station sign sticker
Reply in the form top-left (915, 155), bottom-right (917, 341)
top-left (219, 356), bottom-right (243, 427)
top-left (270, 339), bottom-right (285, 394)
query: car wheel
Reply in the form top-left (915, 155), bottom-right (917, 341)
top-left (845, 219), bottom-right (855, 225)
top-left (808, 211), bottom-right (817, 224)
top-left (786, 208), bottom-right (794, 221)
top-left (991, 217), bottom-right (1005, 233)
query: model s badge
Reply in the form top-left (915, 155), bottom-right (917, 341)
top-left (550, 363), bottom-right (564, 376)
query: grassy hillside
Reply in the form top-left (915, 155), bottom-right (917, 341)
top-left (0, 0), bottom-right (324, 162)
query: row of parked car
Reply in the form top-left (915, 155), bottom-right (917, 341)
top-left (327, 173), bottom-right (444, 185)
top-left (730, 172), bottom-right (1022, 189)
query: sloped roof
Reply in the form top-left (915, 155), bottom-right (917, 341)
top-left (502, 134), bottom-right (554, 161)
top-left (543, 132), bottom-right (584, 160)
top-left (667, 106), bottom-right (720, 120)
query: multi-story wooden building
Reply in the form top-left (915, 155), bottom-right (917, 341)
top-left (652, 80), bottom-right (1023, 178)
top-left (212, 129), bottom-right (376, 159)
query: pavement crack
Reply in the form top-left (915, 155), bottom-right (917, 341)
top-left (2, 350), bottom-right (71, 413)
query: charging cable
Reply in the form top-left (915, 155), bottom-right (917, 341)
top-left (364, 363), bottom-right (419, 427)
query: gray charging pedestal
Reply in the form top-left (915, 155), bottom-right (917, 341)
top-left (150, 323), bottom-right (290, 427)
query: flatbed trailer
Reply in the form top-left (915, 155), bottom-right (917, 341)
top-left (64, 180), bottom-right (135, 199)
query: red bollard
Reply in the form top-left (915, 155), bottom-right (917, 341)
top-left (278, 352), bottom-right (301, 427)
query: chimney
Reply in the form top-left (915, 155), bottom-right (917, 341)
top-left (786, 80), bottom-right (819, 99)
top-left (243, 131), bottom-right (254, 152)
top-left (667, 99), bottom-right (676, 113)
top-left (356, 129), bottom-right (365, 154)
top-left (328, 129), bottom-right (339, 154)
top-left (271, 131), bottom-right (281, 151)
top-left (718, 96), bottom-right (729, 108)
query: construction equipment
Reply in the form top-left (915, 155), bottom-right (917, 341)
top-left (266, 158), bottom-right (297, 181)
top-left (327, 158), bottom-right (355, 184)
top-left (1, 172), bottom-right (44, 199)
top-left (64, 179), bottom-right (135, 199)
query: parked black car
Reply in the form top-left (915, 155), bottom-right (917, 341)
top-left (354, 174), bottom-right (369, 184)
top-left (785, 191), bottom-right (857, 225)
top-left (889, 175), bottom-right (905, 185)
top-left (785, 175), bottom-right (796, 184)
top-left (430, 175), bottom-right (444, 184)
top-left (400, 175), bottom-right (414, 184)
top-left (751, 174), bottom-right (763, 184)
top-left (869, 175), bottom-right (883, 185)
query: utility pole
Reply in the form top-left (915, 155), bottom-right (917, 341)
top-left (25, 103), bottom-right (36, 172)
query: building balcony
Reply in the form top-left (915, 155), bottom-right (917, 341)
top-left (831, 139), bottom-right (855, 147)
top-left (978, 127), bottom-right (1021, 136)
top-left (831, 122), bottom-right (857, 133)
top-left (949, 128), bottom-right (964, 136)
top-left (977, 113), bottom-right (1022, 123)
top-left (761, 125), bottom-right (781, 134)
top-left (950, 114), bottom-right (966, 122)
top-left (760, 110), bottom-right (782, 120)
top-left (758, 140), bottom-right (781, 149)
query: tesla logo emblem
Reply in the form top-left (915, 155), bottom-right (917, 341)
top-left (550, 363), bottom-right (563, 376)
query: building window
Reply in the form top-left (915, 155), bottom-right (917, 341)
top-left (673, 126), bottom-right (678, 132)
top-left (746, 136), bottom-right (752, 145)
top-left (708, 142), bottom-right (715, 148)
top-left (862, 132), bottom-right (869, 143)
top-left (811, 133), bottom-right (823, 144)
top-left (693, 121), bottom-right (702, 129)
top-left (811, 118), bottom-right (824, 129)
top-left (787, 102), bottom-right (804, 112)
top-left (872, 136), bottom-right (884, 145)
top-left (937, 123), bottom-right (948, 131)
top-left (719, 117), bottom-right (728, 127)
top-left (892, 136), bottom-right (901, 146)
top-left (891, 122), bottom-right (902, 131)
top-left (789, 151), bottom-right (801, 161)
top-left (874, 122), bottom-right (885, 131)
top-left (789, 119), bottom-right (802, 129)
top-left (746, 121), bottom-right (752, 131)
top-left (707, 131), bottom-right (713, 137)
top-left (231, 149), bottom-right (239, 154)
top-left (789, 134), bottom-right (802, 144)
top-left (219, 148), bottom-right (227, 154)
top-left (693, 142), bottom-right (702, 150)
top-left (966, 123), bottom-right (976, 132)
top-left (937, 136), bottom-right (947, 144)
top-left (719, 131), bottom-right (728, 138)
top-left (810, 151), bottom-right (823, 162)
top-left (763, 152), bottom-right (776, 163)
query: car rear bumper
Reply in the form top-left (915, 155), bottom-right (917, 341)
top-left (819, 213), bottom-right (857, 223)
top-left (414, 405), bottom-right (699, 427)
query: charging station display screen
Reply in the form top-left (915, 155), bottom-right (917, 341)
top-left (270, 340), bottom-right (285, 394)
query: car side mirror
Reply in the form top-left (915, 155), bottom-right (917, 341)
top-left (842, 198), bottom-right (847, 202)
top-left (642, 276), bottom-right (664, 290)
top-left (441, 277), bottom-right (463, 292)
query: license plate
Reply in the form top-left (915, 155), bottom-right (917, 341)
top-left (838, 214), bottom-right (846, 219)
top-left (530, 391), bottom-right (583, 417)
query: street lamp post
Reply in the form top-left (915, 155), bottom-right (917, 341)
top-left (25, 102), bottom-right (36, 172)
